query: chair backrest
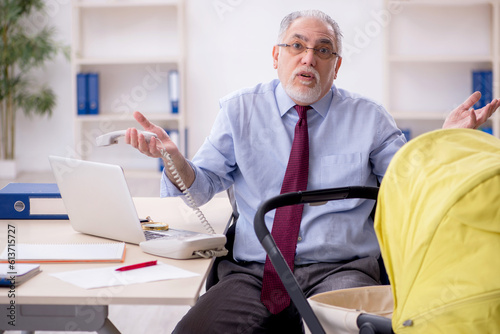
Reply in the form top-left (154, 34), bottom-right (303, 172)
top-left (206, 187), bottom-right (239, 291)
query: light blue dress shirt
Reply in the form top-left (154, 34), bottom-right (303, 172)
top-left (161, 79), bottom-right (406, 264)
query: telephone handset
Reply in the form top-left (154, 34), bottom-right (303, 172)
top-left (96, 130), bottom-right (228, 259)
top-left (96, 130), bottom-right (157, 147)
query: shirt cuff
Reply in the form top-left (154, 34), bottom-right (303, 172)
top-left (160, 169), bottom-right (183, 197)
top-left (160, 160), bottom-right (209, 203)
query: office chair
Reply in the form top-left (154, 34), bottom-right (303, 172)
top-left (206, 186), bottom-right (239, 291)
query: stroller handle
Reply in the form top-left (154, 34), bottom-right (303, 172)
top-left (254, 186), bottom-right (379, 334)
top-left (255, 186), bottom-right (378, 243)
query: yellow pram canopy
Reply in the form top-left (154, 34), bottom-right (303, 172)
top-left (375, 129), bottom-right (500, 333)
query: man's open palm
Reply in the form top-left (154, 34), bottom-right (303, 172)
top-left (443, 91), bottom-right (500, 129)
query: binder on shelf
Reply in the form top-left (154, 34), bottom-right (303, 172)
top-left (168, 70), bottom-right (179, 114)
top-left (472, 70), bottom-right (493, 109)
top-left (87, 72), bottom-right (100, 115)
top-left (0, 183), bottom-right (68, 220)
top-left (76, 73), bottom-right (88, 115)
top-left (76, 72), bottom-right (99, 115)
top-left (401, 128), bottom-right (411, 141)
top-left (479, 126), bottom-right (493, 135)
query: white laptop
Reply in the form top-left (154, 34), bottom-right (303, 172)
top-left (48, 156), bottom-right (168, 244)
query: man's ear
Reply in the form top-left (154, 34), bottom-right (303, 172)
top-left (272, 45), bottom-right (279, 69)
top-left (334, 56), bottom-right (342, 79)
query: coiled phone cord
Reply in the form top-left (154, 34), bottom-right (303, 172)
top-left (156, 139), bottom-right (216, 235)
top-left (160, 150), bottom-right (229, 258)
top-left (194, 248), bottom-right (228, 259)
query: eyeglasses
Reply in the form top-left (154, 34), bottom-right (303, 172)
top-left (277, 42), bottom-right (338, 60)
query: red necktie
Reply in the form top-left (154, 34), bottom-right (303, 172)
top-left (261, 105), bottom-right (311, 314)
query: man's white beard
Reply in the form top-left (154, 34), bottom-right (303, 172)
top-left (284, 67), bottom-right (322, 105)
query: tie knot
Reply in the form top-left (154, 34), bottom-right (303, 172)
top-left (294, 105), bottom-right (311, 119)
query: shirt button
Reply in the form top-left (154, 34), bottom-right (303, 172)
top-left (297, 236), bottom-right (302, 241)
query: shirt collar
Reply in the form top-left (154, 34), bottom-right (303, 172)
top-left (275, 82), bottom-right (333, 118)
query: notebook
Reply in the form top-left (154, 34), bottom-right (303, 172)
top-left (48, 156), bottom-right (170, 245)
top-left (0, 263), bottom-right (41, 286)
top-left (0, 243), bottom-right (126, 263)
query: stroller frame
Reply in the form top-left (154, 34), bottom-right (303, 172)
top-left (253, 186), bottom-right (393, 334)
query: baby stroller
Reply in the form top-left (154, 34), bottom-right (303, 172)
top-left (375, 129), bottom-right (500, 333)
top-left (254, 128), bottom-right (500, 333)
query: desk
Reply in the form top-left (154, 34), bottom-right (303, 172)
top-left (0, 196), bottom-right (234, 333)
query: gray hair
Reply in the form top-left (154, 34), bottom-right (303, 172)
top-left (277, 10), bottom-right (343, 57)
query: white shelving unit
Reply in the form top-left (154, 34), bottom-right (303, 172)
top-left (384, 0), bottom-right (500, 140)
top-left (71, 0), bottom-right (185, 171)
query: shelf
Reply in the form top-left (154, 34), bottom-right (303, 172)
top-left (74, 0), bottom-right (179, 8)
top-left (75, 57), bottom-right (181, 66)
top-left (72, 0), bottom-right (186, 170)
top-left (391, 112), bottom-right (449, 120)
top-left (388, 0), bottom-right (495, 6)
top-left (75, 4), bottom-right (181, 60)
top-left (388, 55), bottom-right (493, 63)
top-left (384, 0), bottom-right (499, 139)
top-left (76, 113), bottom-right (180, 123)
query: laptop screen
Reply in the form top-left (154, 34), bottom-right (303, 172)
top-left (49, 156), bottom-right (147, 244)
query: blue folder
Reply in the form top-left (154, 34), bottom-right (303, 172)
top-left (169, 70), bottom-right (179, 114)
top-left (87, 73), bottom-right (100, 115)
top-left (472, 70), bottom-right (493, 109)
top-left (0, 183), bottom-right (68, 220)
top-left (77, 73), bottom-right (88, 115)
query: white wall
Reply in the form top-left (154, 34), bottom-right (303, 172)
top-left (13, 0), bottom-right (388, 173)
top-left (184, 0), bottom-right (387, 156)
top-left (14, 0), bottom-right (73, 173)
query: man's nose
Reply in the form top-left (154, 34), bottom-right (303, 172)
top-left (300, 48), bottom-right (316, 66)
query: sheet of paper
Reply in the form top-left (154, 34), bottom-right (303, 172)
top-left (50, 261), bottom-right (199, 289)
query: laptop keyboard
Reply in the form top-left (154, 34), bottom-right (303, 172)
top-left (144, 228), bottom-right (205, 241)
top-left (144, 231), bottom-right (170, 240)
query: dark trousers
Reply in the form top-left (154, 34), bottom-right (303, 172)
top-left (172, 256), bottom-right (380, 334)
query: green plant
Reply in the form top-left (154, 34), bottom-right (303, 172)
top-left (0, 0), bottom-right (68, 160)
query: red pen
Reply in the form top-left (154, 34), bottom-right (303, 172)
top-left (115, 260), bottom-right (158, 272)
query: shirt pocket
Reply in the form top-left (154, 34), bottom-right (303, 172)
top-left (320, 153), bottom-right (362, 187)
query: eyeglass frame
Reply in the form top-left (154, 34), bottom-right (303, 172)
top-left (276, 42), bottom-right (339, 60)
